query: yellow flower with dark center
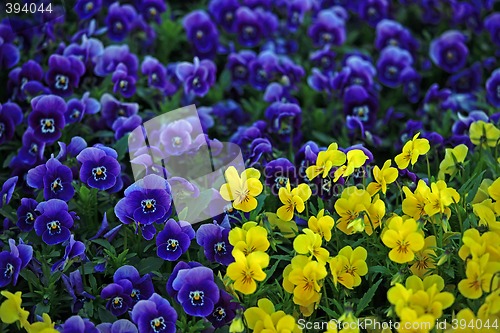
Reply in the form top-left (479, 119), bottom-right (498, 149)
top-left (306, 143), bottom-right (346, 180)
top-left (334, 186), bottom-right (372, 235)
top-left (333, 149), bottom-right (369, 182)
top-left (288, 260), bottom-right (327, 307)
top-left (381, 216), bottom-right (425, 264)
top-left (410, 236), bottom-right (437, 278)
top-left (276, 183), bottom-right (312, 221)
top-left (337, 246), bottom-right (368, 288)
top-left (394, 132), bottom-right (430, 169)
top-left (469, 120), bottom-right (500, 148)
top-left (0, 291), bottom-right (30, 328)
top-left (228, 222), bottom-right (270, 256)
top-left (367, 159), bottom-right (399, 195)
top-left (423, 180), bottom-right (460, 217)
top-left (458, 254), bottom-right (500, 299)
top-left (293, 228), bottom-right (329, 263)
top-left (308, 209), bottom-right (335, 241)
top-left (220, 166), bottom-right (263, 212)
top-left (402, 180), bottom-right (431, 220)
top-left (244, 298), bottom-right (302, 333)
top-left (226, 250), bottom-right (269, 295)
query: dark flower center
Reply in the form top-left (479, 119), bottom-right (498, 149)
top-left (70, 109), bottom-right (81, 119)
top-left (196, 30), bottom-right (204, 39)
top-left (167, 238), bottom-right (179, 251)
top-left (350, 77), bottom-right (364, 85)
top-left (192, 77), bottom-right (201, 88)
top-left (320, 56), bottom-right (330, 68)
top-left (47, 220), bottom-right (61, 235)
top-left (385, 66), bottom-right (399, 80)
top-left (55, 75), bottom-right (69, 90)
top-left (367, 7), bottom-right (377, 16)
top-left (117, 108), bottom-right (126, 116)
top-left (119, 80), bottom-right (128, 91)
top-left (214, 241), bottom-right (227, 255)
top-left (388, 38), bottom-right (399, 46)
top-left (243, 26), bottom-right (255, 38)
top-left (150, 317), bottom-right (166, 332)
top-left (189, 290), bottom-right (205, 306)
top-left (114, 21), bottom-right (124, 32)
top-left (40, 118), bottom-right (56, 134)
top-left (85, 1), bottom-right (94, 11)
top-left (0, 123), bottom-right (4, 138)
top-left (25, 212), bottom-right (35, 224)
top-left (213, 306), bottom-right (227, 321)
top-left (51, 177), bottom-right (64, 193)
top-left (112, 296), bottom-right (123, 309)
top-left (4, 263), bottom-right (14, 278)
top-left (446, 50), bottom-right (456, 62)
top-left (92, 166), bottom-right (108, 181)
top-left (225, 12), bottom-right (233, 22)
top-left (353, 105), bottom-right (369, 122)
top-left (149, 7), bottom-right (157, 16)
top-left (131, 288), bottom-right (140, 301)
top-left (29, 143), bottom-right (38, 156)
top-left (321, 32), bottom-right (333, 43)
top-left (141, 199), bottom-right (157, 213)
top-left (151, 73), bottom-right (158, 82)
top-left (275, 176), bottom-right (289, 189)
top-left (234, 66), bottom-right (247, 78)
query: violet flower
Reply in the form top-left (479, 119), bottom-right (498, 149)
top-left (45, 55), bottom-right (86, 97)
top-left (0, 23), bottom-right (20, 70)
top-left (17, 198), bottom-right (39, 232)
top-left (0, 176), bottom-right (17, 208)
top-left (113, 265), bottom-right (155, 304)
top-left (112, 63), bottom-right (137, 98)
top-left (308, 8), bottom-right (346, 47)
top-left (184, 10), bottom-right (219, 59)
top-left (61, 315), bottom-right (99, 333)
top-left (27, 156), bottom-right (75, 201)
top-left (430, 30), bottom-right (469, 73)
top-left (131, 293), bottom-right (177, 333)
top-left (175, 57), bottom-right (217, 97)
top-left (208, 0), bottom-right (239, 33)
top-left (101, 280), bottom-right (134, 316)
top-left (486, 68), bottom-right (500, 107)
top-left (0, 239), bottom-right (32, 288)
top-left (28, 94), bottom-right (67, 144)
top-left (62, 270), bottom-right (96, 313)
top-left (156, 219), bottom-right (194, 261)
top-left (34, 199), bottom-right (75, 245)
top-left (105, 2), bottom-right (138, 42)
top-left (76, 146), bottom-right (121, 190)
top-left (196, 223), bottom-right (234, 265)
top-left (96, 319), bottom-right (138, 333)
top-left (51, 235), bottom-right (86, 272)
top-left (376, 46), bottom-right (413, 88)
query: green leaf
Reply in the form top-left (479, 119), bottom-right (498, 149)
top-left (355, 279), bottom-right (383, 316)
top-left (136, 257), bottom-right (164, 275)
top-left (318, 304), bottom-right (340, 319)
top-left (113, 134), bottom-right (130, 161)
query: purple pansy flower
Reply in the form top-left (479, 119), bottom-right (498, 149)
top-left (139, 0), bottom-right (167, 24)
top-left (28, 94), bottom-right (67, 144)
top-left (94, 45), bottom-right (138, 78)
top-left (234, 7), bottom-right (264, 47)
top-left (375, 19), bottom-right (418, 54)
top-left (112, 115), bottom-right (143, 140)
top-left (17, 198), bottom-right (39, 232)
top-left (141, 56), bottom-right (167, 90)
top-left (448, 62), bottom-right (482, 93)
top-left (331, 54), bottom-right (376, 94)
top-left (76, 146), bottom-right (121, 190)
top-left (484, 13), bottom-right (500, 47)
top-left (15, 128), bottom-right (45, 167)
top-left (486, 68), bottom-right (500, 107)
top-left (74, 0), bottom-right (102, 20)
top-left (308, 8), bottom-right (346, 47)
top-left (227, 50), bottom-right (256, 88)
top-left (0, 102), bottom-right (22, 145)
top-left (171, 265), bottom-right (220, 317)
top-left (156, 219), bottom-right (194, 261)
top-left (209, 0), bottom-right (239, 33)
top-left (57, 137), bottom-right (88, 161)
top-left (51, 235), bottom-right (86, 272)
top-left (0, 23), bottom-right (20, 70)
top-left (7, 60), bottom-right (44, 101)
top-left (184, 10), bottom-right (219, 59)
top-left (34, 199), bottom-right (75, 245)
top-left (115, 174), bottom-right (173, 227)
top-left (61, 315), bottom-right (99, 333)
top-left (101, 93), bottom-right (139, 128)
top-left (27, 156), bottom-right (75, 201)
top-left (166, 261), bottom-right (203, 300)
top-left (45, 55), bottom-right (85, 97)
top-left (65, 92), bottom-right (101, 124)
top-left (343, 85), bottom-right (378, 130)
top-left (196, 223), bottom-right (234, 266)
top-left (131, 293), bottom-right (177, 333)
top-left (113, 265), bottom-right (155, 304)
top-left (112, 63), bottom-right (137, 98)
top-left (264, 101), bottom-right (302, 145)
top-left (206, 290), bottom-right (242, 329)
top-left (101, 280), bottom-right (134, 316)
top-left (0, 176), bottom-right (17, 208)
top-left (430, 30), bottom-right (469, 73)
top-left (264, 158), bottom-right (297, 195)
top-left (175, 57), bottom-right (217, 97)
top-left (377, 46), bottom-right (413, 88)
top-left (310, 46), bottom-right (336, 72)
top-left (159, 120), bottom-right (194, 156)
top-left (62, 269), bottom-right (96, 313)
top-left (0, 239), bottom-right (33, 288)
top-left (105, 2), bottom-right (138, 42)
top-left (359, 0), bottom-right (389, 27)
top-left (400, 67), bottom-right (421, 103)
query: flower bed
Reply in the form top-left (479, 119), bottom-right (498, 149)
top-left (0, 1), bottom-right (500, 332)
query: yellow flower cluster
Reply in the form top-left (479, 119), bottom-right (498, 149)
top-left (381, 216), bottom-right (425, 264)
top-left (0, 291), bottom-right (58, 333)
top-left (220, 166), bottom-right (263, 213)
top-left (226, 222), bottom-right (270, 295)
top-left (471, 178), bottom-right (500, 231)
top-left (329, 246), bottom-right (368, 289)
top-left (388, 275), bottom-right (455, 333)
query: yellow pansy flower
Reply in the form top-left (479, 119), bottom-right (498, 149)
top-left (244, 298), bottom-right (302, 333)
top-left (365, 194), bottom-right (386, 235)
top-left (445, 308), bottom-right (482, 333)
top-left (438, 144), bottom-right (468, 180)
top-left (0, 291), bottom-right (30, 328)
top-left (288, 260), bottom-right (327, 306)
top-left (397, 307), bottom-right (435, 333)
top-left (333, 149), bottom-right (369, 182)
top-left (367, 159), bottom-right (399, 195)
top-left (306, 143), bottom-right (346, 180)
top-left (336, 246), bottom-right (369, 287)
top-left (458, 254), bottom-right (500, 299)
top-left (308, 209), bottom-right (335, 241)
top-left (334, 186), bottom-right (372, 235)
top-left (488, 177), bottom-right (500, 215)
top-left (220, 166), bottom-right (263, 212)
top-left (395, 132), bottom-right (430, 169)
top-left (410, 236), bottom-right (437, 278)
top-left (226, 250), bottom-right (269, 295)
top-left (228, 221), bottom-right (270, 256)
top-left (424, 180), bottom-right (460, 217)
top-left (329, 255), bottom-right (355, 289)
top-left (402, 180), bottom-right (431, 220)
top-left (277, 183), bottom-right (312, 221)
top-left (25, 313), bottom-right (58, 333)
top-left (293, 228), bottom-right (329, 263)
top-left (381, 216), bottom-right (425, 263)
top-left (472, 200), bottom-right (498, 230)
top-left (469, 120), bottom-right (500, 148)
